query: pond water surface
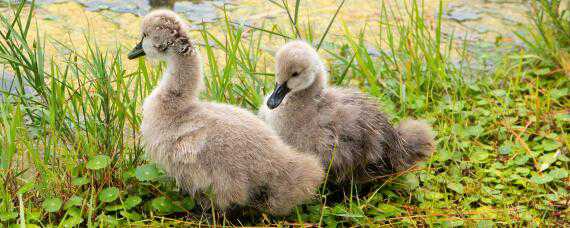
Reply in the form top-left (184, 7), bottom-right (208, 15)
top-left (0, 0), bottom-right (536, 94)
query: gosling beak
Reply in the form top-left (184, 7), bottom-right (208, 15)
top-left (267, 82), bottom-right (291, 109)
top-left (128, 39), bottom-right (145, 60)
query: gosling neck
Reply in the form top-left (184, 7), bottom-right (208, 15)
top-left (159, 49), bottom-right (202, 102)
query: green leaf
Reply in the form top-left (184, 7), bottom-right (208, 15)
top-left (120, 211), bottom-right (142, 221)
top-left (550, 88), bottom-right (568, 100)
top-left (135, 164), bottom-right (162, 182)
top-left (442, 220), bottom-right (464, 227)
top-left (491, 89), bottom-right (506, 97)
top-left (151, 196), bottom-right (176, 214)
top-left (71, 177), bottom-right (89, 186)
top-left (533, 68), bottom-right (550, 76)
top-left (555, 113), bottom-right (570, 123)
top-left (9, 224), bottom-right (41, 228)
top-left (538, 151), bottom-right (560, 171)
top-left (97, 214), bottom-right (119, 226)
top-left (530, 174), bottom-right (553, 184)
top-left (121, 168), bottom-right (136, 181)
top-left (401, 173), bottom-right (420, 190)
top-left (64, 195), bottom-right (83, 210)
top-left (105, 204), bottom-right (124, 212)
top-left (27, 209), bottom-right (42, 221)
top-left (447, 182), bottom-right (464, 194)
top-left (124, 196), bottom-right (142, 209)
top-left (98, 187), bottom-right (120, 203)
top-left (17, 182), bottom-right (34, 195)
top-left (60, 216), bottom-right (83, 227)
top-left (548, 168), bottom-right (568, 180)
top-left (377, 204), bottom-right (401, 217)
top-left (515, 167), bottom-right (530, 176)
top-left (0, 211), bottom-right (17, 222)
top-left (541, 140), bottom-right (561, 151)
top-left (42, 198), bottom-right (63, 213)
top-left (86, 155), bottom-right (111, 170)
top-left (471, 151), bottom-right (490, 162)
top-left (66, 207), bottom-right (82, 218)
top-left (181, 197), bottom-right (195, 210)
top-left (465, 125), bottom-right (485, 137)
top-left (425, 191), bottom-right (444, 200)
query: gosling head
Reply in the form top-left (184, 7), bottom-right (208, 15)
top-left (128, 9), bottom-right (192, 60)
top-left (267, 40), bottom-right (325, 109)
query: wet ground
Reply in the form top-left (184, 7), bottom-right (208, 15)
top-left (0, 0), bottom-right (533, 93)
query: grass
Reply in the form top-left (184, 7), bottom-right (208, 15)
top-left (0, 0), bottom-right (568, 226)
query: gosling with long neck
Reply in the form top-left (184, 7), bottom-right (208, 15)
top-left (129, 11), bottom-right (323, 215)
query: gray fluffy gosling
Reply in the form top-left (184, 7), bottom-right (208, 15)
top-left (128, 11), bottom-right (323, 215)
top-left (259, 41), bottom-right (435, 183)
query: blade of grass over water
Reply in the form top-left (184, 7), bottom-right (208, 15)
top-left (316, 0), bottom-right (346, 50)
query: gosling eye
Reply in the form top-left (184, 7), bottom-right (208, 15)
top-left (291, 72), bottom-right (299, 77)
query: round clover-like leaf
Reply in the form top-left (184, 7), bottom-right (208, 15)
top-left (151, 196), bottom-right (176, 214)
top-left (86, 155), bottom-right (111, 170)
top-left (135, 164), bottom-right (162, 182)
top-left (71, 177), bottom-right (89, 186)
top-left (98, 187), bottom-right (120, 203)
top-left (124, 196), bottom-right (142, 209)
top-left (42, 198), bottom-right (63, 213)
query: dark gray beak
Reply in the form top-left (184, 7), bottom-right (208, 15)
top-left (267, 82), bottom-right (290, 109)
top-left (128, 39), bottom-right (145, 60)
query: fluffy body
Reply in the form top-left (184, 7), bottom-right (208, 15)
top-left (138, 11), bottom-right (323, 215)
top-left (259, 41), bottom-right (435, 182)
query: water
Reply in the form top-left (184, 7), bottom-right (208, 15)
top-left (0, 0), bottom-right (538, 82)
top-left (0, 71), bottom-right (34, 101)
top-left (4, 0), bottom-right (229, 22)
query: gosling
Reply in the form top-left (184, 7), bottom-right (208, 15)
top-left (259, 41), bottom-right (435, 183)
top-left (128, 11), bottom-right (323, 215)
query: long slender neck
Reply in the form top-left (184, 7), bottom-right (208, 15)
top-left (156, 51), bottom-right (202, 109)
